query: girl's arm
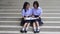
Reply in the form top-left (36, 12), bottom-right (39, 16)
top-left (22, 9), bottom-right (25, 18)
top-left (36, 8), bottom-right (43, 19)
top-left (39, 8), bottom-right (43, 18)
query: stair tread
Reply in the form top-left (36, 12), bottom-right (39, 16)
top-left (0, 25), bottom-right (60, 28)
top-left (0, 31), bottom-right (60, 34)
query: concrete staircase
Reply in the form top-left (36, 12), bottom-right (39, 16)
top-left (0, 0), bottom-right (60, 34)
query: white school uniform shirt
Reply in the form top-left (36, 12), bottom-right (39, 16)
top-left (22, 8), bottom-right (32, 17)
top-left (32, 7), bottom-right (42, 16)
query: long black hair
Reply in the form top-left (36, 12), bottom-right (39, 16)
top-left (33, 1), bottom-right (39, 8)
top-left (22, 2), bottom-right (30, 12)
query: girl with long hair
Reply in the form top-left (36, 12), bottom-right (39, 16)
top-left (20, 2), bottom-right (32, 33)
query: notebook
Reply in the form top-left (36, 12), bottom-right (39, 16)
top-left (24, 17), bottom-right (38, 20)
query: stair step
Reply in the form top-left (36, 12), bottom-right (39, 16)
top-left (0, 31), bottom-right (60, 34)
top-left (0, 10), bottom-right (60, 13)
top-left (0, 21), bottom-right (60, 23)
top-left (0, 17), bottom-right (60, 21)
top-left (43, 10), bottom-right (60, 13)
top-left (1, 9), bottom-right (60, 12)
top-left (0, 0), bottom-right (19, 2)
top-left (0, 22), bottom-right (60, 26)
top-left (0, 26), bottom-right (60, 31)
top-left (1, 6), bottom-right (60, 9)
top-left (1, 5), bottom-right (60, 8)
top-left (0, 6), bottom-right (19, 9)
top-left (0, 13), bottom-right (60, 17)
top-left (0, 11), bottom-right (20, 13)
top-left (0, 9), bottom-right (19, 11)
top-left (0, 13), bottom-right (59, 14)
top-left (0, 21), bottom-right (60, 24)
top-left (0, 3), bottom-right (19, 6)
top-left (0, 28), bottom-right (60, 32)
top-left (0, 25), bottom-right (60, 28)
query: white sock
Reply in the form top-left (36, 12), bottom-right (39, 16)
top-left (26, 27), bottom-right (28, 31)
top-left (37, 27), bottom-right (40, 31)
top-left (34, 27), bottom-right (36, 31)
top-left (37, 27), bottom-right (40, 29)
top-left (22, 27), bottom-right (25, 31)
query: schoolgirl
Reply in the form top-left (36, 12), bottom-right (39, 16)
top-left (20, 2), bottom-right (32, 33)
top-left (32, 1), bottom-right (43, 33)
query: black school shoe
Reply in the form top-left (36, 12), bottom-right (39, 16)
top-left (34, 31), bottom-right (37, 33)
top-left (20, 30), bottom-right (24, 33)
top-left (36, 30), bottom-right (40, 33)
top-left (36, 28), bottom-right (40, 33)
top-left (33, 29), bottom-right (37, 33)
top-left (20, 30), bottom-right (27, 33)
top-left (34, 30), bottom-right (40, 33)
top-left (24, 30), bottom-right (27, 33)
top-left (34, 29), bottom-right (40, 33)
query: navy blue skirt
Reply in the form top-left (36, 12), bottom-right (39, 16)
top-left (30, 15), bottom-right (43, 26)
top-left (20, 18), bottom-right (31, 26)
top-left (20, 16), bottom-right (43, 26)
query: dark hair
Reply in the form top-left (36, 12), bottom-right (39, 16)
top-left (22, 2), bottom-right (30, 12)
top-left (33, 1), bottom-right (39, 8)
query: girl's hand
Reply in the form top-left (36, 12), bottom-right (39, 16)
top-left (39, 16), bottom-right (41, 18)
top-left (24, 16), bottom-right (28, 19)
top-left (32, 16), bottom-right (34, 18)
top-left (37, 17), bottom-right (39, 19)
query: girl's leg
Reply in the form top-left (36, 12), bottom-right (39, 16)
top-left (26, 23), bottom-right (30, 31)
top-left (33, 22), bottom-right (36, 31)
top-left (36, 21), bottom-right (40, 31)
top-left (22, 23), bottom-right (28, 31)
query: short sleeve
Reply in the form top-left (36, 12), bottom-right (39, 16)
top-left (21, 9), bottom-right (25, 17)
top-left (39, 7), bottom-right (43, 16)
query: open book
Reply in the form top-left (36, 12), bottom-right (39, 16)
top-left (24, 17), bottom-right (38, 20)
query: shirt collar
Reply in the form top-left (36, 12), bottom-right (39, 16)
top-left (33, 7), bottom-right (39, 10)
top-left (26, 8), bottom-right (30, 10)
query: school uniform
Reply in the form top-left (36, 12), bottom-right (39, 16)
top-left (20, 8), bottom-right (32, 26)
top-left (32, 7), bottom-right (43, 26)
